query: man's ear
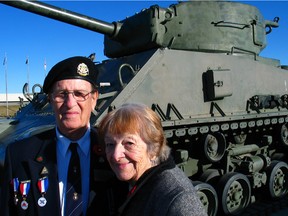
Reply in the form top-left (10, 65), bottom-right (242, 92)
top-left (91, 91), bottom-right (99, 109)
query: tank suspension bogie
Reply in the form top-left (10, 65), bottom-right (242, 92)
top-left (228, 144), bottom-right (260, 156)
top-left (193, 181), bottom-right (218, 216)
top-left (264, 160), bottom-right (288, 199)
top-left (164, 101), bottom-right (288, 215)
top-left (216, 172), bottom-right (251, 215)
top-left (239, 155), bottom-right (271, 173)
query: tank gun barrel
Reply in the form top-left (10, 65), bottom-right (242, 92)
top-left (0, 0), bottom-right (120, 37)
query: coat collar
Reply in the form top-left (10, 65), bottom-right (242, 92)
top-left (118, 156), bottom-right (175, 214)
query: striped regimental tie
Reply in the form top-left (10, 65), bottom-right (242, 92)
top-left (65, 143), bottom-right (83, 216)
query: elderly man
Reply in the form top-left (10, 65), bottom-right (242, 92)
top-left (0, 56), bottom-right (127, 216)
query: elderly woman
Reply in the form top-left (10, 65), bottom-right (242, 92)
top-left (98, 103), bottom-right (207, 216)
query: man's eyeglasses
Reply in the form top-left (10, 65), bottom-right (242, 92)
top-left (51, 90), bottom-right (94, 102)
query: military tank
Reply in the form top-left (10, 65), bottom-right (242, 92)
top-left (1, 1), bottom-right (288, 215)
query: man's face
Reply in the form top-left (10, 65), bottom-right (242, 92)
top-left (49, 79), bottom-right (98, 139)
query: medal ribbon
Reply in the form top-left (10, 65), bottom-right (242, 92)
top-left (37, 176), bottom-right (49, 194)
top-left (19, 180), bottom-right (31, 197)
top-left (12, 178), bottom-right (19, 193)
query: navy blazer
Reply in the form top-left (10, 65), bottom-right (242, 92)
top-left (0, 128), bottom-right (128, 216)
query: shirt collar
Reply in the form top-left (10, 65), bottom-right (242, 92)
top-left (56, 126), bottom-right (91, 157)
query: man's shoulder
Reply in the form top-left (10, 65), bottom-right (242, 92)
top-left (8, 128), bottom-right (55, 150)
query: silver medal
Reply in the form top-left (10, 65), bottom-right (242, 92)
top-left (21, 200), bottom-right (29, 210)
top-left (38, 197), bottom-right (47, 207)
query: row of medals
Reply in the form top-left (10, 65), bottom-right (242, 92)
top-left (12, 176), bottom-right (48, 210)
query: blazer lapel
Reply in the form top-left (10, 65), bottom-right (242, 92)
top-left (27, 136), bottom-right (61, 216)
top-left (88, 128), bottom-right (100, 206)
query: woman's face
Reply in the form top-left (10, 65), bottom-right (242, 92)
top-left (105, 132), bottom-right (155, 185)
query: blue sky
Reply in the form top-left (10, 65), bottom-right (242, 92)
top-left (1, 1), bottom-right (287, 93)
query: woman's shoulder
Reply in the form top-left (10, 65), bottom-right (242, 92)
top-left (147, 166), bottom-right (207, 215)
top-left (158, 166), bottom-right (194, 189)
top-left (159, 167), bottom-right (208, 215)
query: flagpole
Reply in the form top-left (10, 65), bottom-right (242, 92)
top-left (4, 53), bottom-right (8, 117)
top-left (44, 58), bottom-right (47, 77)
top-left (26, 56), bottom-right (30, 93)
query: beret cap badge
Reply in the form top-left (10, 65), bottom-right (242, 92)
top-left (42, 56), bottom-right (99, 93)
top-left (77, 63), bottom-right (89, 77)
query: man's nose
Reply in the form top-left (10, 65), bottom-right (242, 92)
top-left (64, 93), bottom-right (77, 105)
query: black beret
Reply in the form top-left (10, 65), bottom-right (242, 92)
top-left (43, 56), bottom-right (98, 93)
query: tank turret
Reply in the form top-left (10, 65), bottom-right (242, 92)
top-left (104, 1), bottom-right (279, 58)
top-left (2, 0), bottom-right (279, 58)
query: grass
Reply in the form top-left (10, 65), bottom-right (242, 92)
top-left (0, 105), bottom-right (21, 117)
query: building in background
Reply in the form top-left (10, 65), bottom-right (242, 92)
top-left (0, 93), bottom-right (28, 106)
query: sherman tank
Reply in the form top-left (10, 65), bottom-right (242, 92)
top-left (1, 0), bottom-right (288, 215)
